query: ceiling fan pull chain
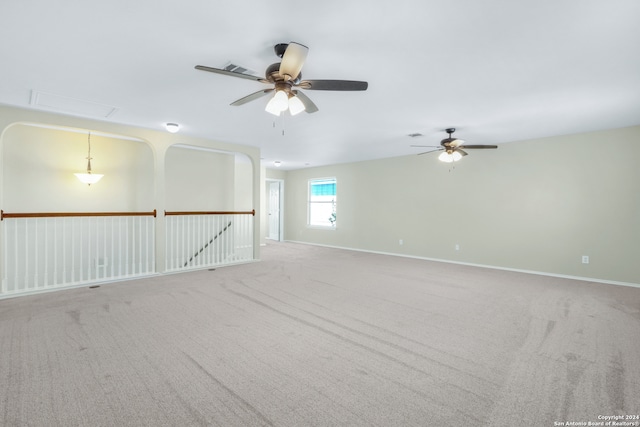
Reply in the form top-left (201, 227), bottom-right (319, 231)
top-left (281, 111), bottom-right (286, 136)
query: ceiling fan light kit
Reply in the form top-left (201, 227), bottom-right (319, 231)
top-left (196, 41), bottom-right (368, 116)
top-left (438, 151), bottom-right (462, 163)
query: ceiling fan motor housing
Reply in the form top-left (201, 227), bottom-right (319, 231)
top-left (274, 43), bottom-right (289, 58)
top-left (265, 62), bottom-right (301, 85)
top-left (441, 138), bottom-right (455, 147)
top-left (265, 63), bottom-right (281, 82)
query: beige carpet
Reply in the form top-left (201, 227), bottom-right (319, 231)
top-left (1, 242), bottom-right (639, 426)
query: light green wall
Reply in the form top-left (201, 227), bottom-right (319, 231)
top-left (233, 158), bottom-right (253, 212)
top-left (165, 146), bottom-right (235, 211)
top-left (284, 125), bottom-right (640, 285)
top-left (266, 168), bottom-right (287, 181)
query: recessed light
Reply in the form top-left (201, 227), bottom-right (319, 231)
top-left (274, 161), bottom-right (282, 167)
top-left (408, 133), bottom-right (423, 138)
top-left (165, 123), bottom-right (180, 133)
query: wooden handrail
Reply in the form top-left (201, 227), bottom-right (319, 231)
top-left (1, 209), bottom-right (157, 221)
top-left (164, 209), bottom-right (255, 216)
top-left (0, 209), bottom-right (255, 220)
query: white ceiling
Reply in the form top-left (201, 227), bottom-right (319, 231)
top-left (2, 0), bottom-right (639, 170)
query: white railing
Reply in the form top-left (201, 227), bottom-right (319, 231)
top-left (1, 211), bottom-right (156, 296)
top-left (164, 210), bottom-right (255, 272)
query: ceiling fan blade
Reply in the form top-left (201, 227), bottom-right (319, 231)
top-left (417, 149), bottom-right (443, 155)
top-left (298, 80), bottom-right (368, 91)
top-left (461, 145), bottom-right (498, 149)
top-left (279, 42), bottom-right (308, 81)
top-left (292, 90), bottom-right (319, 113)
top-left (230, 89), bottom-right (274, 106)
top-left (456, 149), bottom-right (469, 157)
top-left (195, 65), bottom-right (267, 83)
top-left (410, 145), bottom-right (441, 148)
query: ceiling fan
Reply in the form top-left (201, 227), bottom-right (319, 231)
top-left (411, 128), bottom-right (498, 162)
top-left (195, 42), bottom-right (368, 116)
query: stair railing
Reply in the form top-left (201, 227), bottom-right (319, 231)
top-left (183, 220), bottom-right (232, 267)
top-left (164, 210), bottom-right (254, 272)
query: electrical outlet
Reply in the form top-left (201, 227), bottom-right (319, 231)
top-left (399, 239), bottom-right (404, 246)
top-left (455, 244), bottom-right (460, 251)
top-left (582, 255), bottom-right (589, 264)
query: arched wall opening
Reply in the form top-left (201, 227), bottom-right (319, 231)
top-left (0, 123), bottom-right (156, 296)
top-left (163, 144), bottom-right (255, 272)
top-left (2, 123), bottom-right (154, 212)
top-left (0, 105), bottom-right (261, 299)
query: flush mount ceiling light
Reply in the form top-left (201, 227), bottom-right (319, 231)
top-left (274, 160), bottom-right (282, 167)
top-left (165, 123), bottom-right (180, 133)
top-left (74, 132), bottom-right (104, 185)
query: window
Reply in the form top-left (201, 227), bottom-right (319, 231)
top-left (308, 178), bottom-right (336, 228)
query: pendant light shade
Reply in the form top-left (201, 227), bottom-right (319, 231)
top-left (74, 172), bottom-right (104, 185)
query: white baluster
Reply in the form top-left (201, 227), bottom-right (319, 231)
top-left (167, 216), bottom-right (173, 271)
top-left (14, 220), bottom-right (19, 292)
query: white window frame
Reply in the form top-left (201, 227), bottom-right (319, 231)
top-left (307, 178), bottom-right (336, 229)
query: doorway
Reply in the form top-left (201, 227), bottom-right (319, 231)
top-left (266, 179), bottom-right (284, 241)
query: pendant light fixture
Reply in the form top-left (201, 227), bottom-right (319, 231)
top-left (74, 132), bottom-right (104, 185)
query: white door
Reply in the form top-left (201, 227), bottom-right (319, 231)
top-left (268, 181), bottom-right (281, 240)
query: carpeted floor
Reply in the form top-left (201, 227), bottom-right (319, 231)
top-left (1, 242), bottom-right (639, 426)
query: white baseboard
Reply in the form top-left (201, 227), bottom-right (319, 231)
top-left (285, 240), bottom-right (640, 289)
